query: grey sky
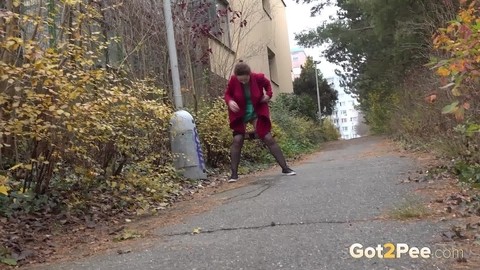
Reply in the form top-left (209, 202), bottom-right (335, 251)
top-left (285, 0), bottom-right (340, 79)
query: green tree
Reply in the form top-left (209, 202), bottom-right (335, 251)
top-left (293, 57), bottom-right (338, 117)
top-left (294, 0), bottom-right (458, 130)
top-left (273, 93), bottom-right (318, 122)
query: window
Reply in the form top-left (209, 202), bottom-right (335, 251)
top-left (341, 118), bottom-right (347, 123)
top-left (334, 119), bottom-right (339, 124)
top-left (341, 110), bottom-right (347, 116)
top-left (293, 56), bottom-right (299, 61)
top-left (342, 126), bottom-right (348, 131)
top-left (339, 102), bottom-right (345, 106)
top-left (215, 0), bottom-right (231, 47)
top-left (350, 117), bottom-right (357, 122)
top-left (208, 0), bottom-right (231, 47)
top-left (267, 48), bottom-right (278, 84)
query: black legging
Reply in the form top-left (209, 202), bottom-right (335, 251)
top-left (230, 132), bottom-right (288, 177)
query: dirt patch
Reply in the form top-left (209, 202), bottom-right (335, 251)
top-left (389, 144), bottom-right (480, 269)
top-left (358, 138), bottom-right (397, 158)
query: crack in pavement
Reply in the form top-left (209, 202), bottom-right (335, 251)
top-left (225, 183), bottom-right (274, 202)
top-left (217, 177), bottom-right (279, 202)
top-left (164, 217), bottom-right (384, 237)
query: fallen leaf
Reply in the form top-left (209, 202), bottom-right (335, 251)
top-left (437, 67), bottom-right (451, 76)
top-left (424, 94), bottom-right (437, 103)
top-left (114, 229), bottom-right (142, 241)
top-left (192, 227), bottom-right (201, 234)
top-left (0, 185), bottom-right (9, 196)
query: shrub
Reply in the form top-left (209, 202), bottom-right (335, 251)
top-left (195, 98), bottom-right (272, 168)
top-left (195, 96), bottom-right (337, 169)
top-left (364, 91), bottom-right (398, 134)
top-left (0, 5), bottom-right (179, 211)
top-left (273, 93), bottom-right (318, 121)
top-left (321, 120), bottom-right (341, 141)
top-left (195, 99), bottom-right (233, 168)
top-left (270, 96), bottom-right (337, 157)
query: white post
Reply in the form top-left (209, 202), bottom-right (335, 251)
top-left (163, 0), bottom-right (183, 109)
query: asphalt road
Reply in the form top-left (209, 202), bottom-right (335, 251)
top-left (34, 136), bottom-right (453, 270)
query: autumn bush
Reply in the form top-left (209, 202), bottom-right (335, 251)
top-left (435, 1), bottom-right (480, 182)
top-left (0, 3), bottom-right (182, 215)
top-left (195, 99), bottom-right (233, 168)
top-left (388, 1), bottom-right (480, 186)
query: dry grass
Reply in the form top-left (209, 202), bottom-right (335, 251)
top-left (388, 196), bottom-right (430, 220)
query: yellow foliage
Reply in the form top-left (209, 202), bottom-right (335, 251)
top-left (0, 186), bottom-right (10, 196)
top-left (430, 0), bottom-right (480, 121)
top-left (436, 67), bottom-right (451, 77)
top-left (0, 3), bottom-right (175, 194)
top-left (195, 99), bottom-right (232, 167)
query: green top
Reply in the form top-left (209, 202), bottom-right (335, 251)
top-left (242, 83), bottom-right (256, 123)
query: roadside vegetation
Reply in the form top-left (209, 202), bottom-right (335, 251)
top-left (295, 0), bottom-right (479, 190)
top-left (0, 1), bottom-right (338, 266)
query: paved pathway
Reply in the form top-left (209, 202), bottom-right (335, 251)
top-left (36, 137), bottom-right (452, 270)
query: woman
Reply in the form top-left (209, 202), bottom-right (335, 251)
top-left (224, 60), bottom-right (296, 183)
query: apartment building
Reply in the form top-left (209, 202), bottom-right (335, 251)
top-left (208, 0), bottom-right (294, 95)
top-left (328, 77), bottom-right (361, 140)
top-left (291, 47), bottom-right (308, 80)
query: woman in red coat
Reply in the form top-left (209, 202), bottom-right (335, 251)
top-left (224, 61), bottom-right (296, 182)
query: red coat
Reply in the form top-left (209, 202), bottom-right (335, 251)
top-left (224, 73), bottom-right (273, 139)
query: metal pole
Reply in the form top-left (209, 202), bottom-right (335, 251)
top-left (163, 0), bottom-right (183, 109)
top-left (314, 62), bottom-right (321, 120)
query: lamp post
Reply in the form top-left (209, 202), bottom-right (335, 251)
top-left (314, 60), bottom-right (321, 120)
top-left (164, 0), bottom-right (206, 180)
top-left (164, 0), bottom-right (182, 108)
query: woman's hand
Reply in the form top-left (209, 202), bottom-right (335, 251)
top-left (228, 100), bottom-right (240, 112)
top-left (261, 95), bottom-right (271, 103)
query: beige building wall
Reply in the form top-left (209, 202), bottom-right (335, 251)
top-left (208, 0), bottom-right (293, 97)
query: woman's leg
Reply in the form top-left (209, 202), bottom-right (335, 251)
top-left (261, 133), bottom-right (288, 170)
top-left (252, 119), bottom-right (294, 174)
top-left (229, 133), bottom-right (245, 182)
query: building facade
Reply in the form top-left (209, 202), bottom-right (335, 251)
top-left (289, 45), bottom-right (363, 140)
top-left (328, 77), bottom-right (361, 140)
top-left (208, 0), bottom-right (294, 95)
top-left (290, 47), bottom-right (308, 80)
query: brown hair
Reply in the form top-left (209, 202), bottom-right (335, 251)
top-left (233, 60), bottom-right (251, 76)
